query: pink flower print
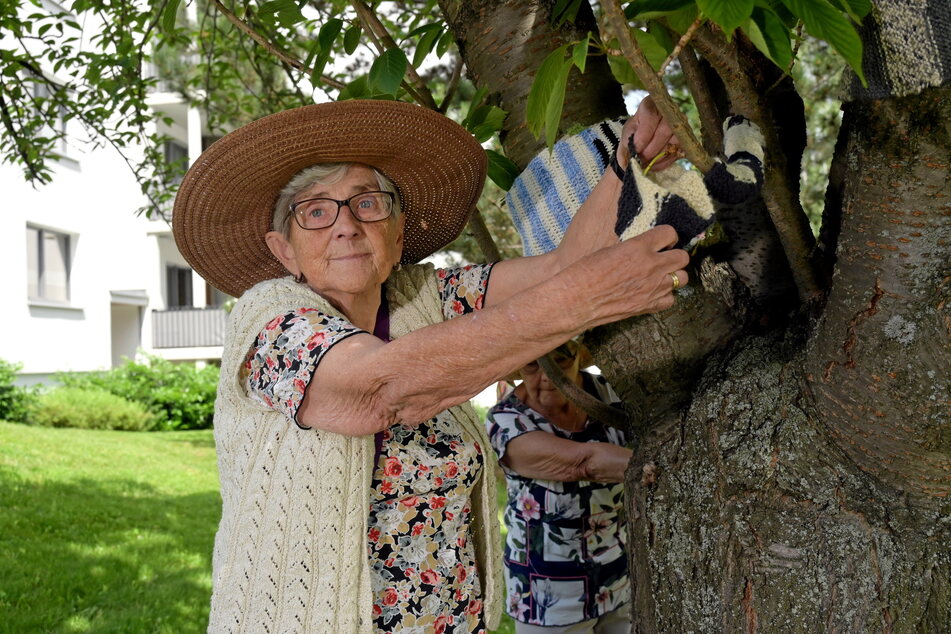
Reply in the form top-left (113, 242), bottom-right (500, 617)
top-left (368, 527), bottom-right (381, 542)
top-left (438, 269), bottom-right (447, 279)
top-left (445, 462), bottom-right (459, 478)
top-left (379, 480), bottom-right (393, 495)
top-left (420, 569), bottom-right (440, 585)
top-left (452, 300), bottom-right (464, 314)
top-left (434, 615), bottom-right (450, 634)
top-left (430, 496), bottom-right (447, 509)
top-left (293, 377), bottom-right (306, 394)
top-left (299, 307), bottom-right (317, 313)
top-left (383, 456), bottom-right (402, 477)
top-left (455, 563), bottom-right (467, 583)
top-left (382, 588), bottom-right (398, 606)
top-left (265, 315), bottom-right (282, 330)
top-left (401, 495), bottom-right (420, 508)
top-left (411, 522), bottom-right (424, 536)
top-left (474, 295), bottom-right (484, 310)
top-left (517, 492), bottom-right (541, 520)
top-left (306, 331), bottom-right (326, 350)
top-left (466, 599), bottom-right (483, 615)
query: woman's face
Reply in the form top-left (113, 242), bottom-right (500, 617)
top-left (519, 355), bottom-right (583, 412)
top-left (266, 164), bottom-right (405, 305)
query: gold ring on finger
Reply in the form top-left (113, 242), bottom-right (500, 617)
top-left (670, 272), bottom-right (680, 291)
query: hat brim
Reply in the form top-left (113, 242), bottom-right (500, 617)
top-left (172, 100), bottom-right (487, 298)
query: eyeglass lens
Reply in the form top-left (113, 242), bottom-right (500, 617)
top-left (292, 191), bottom-right (392, 230)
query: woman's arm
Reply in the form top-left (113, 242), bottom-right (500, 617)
top-left (500, 431), bottom-right (632, 483)
top-left (297, 225), bottom-right (688, 435)
top-left (484, 97), bottom-right (679, 308)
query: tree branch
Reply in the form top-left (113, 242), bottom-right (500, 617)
top-left (439, 55), bottom-right (463, 113)
top-left (677, 45), bottom-right (722, 154)
top-left (466, 206), bottom-right (502, 262)
top-left (657, 16), bottom-right (702, 77)
top-left (690, 24), bottom-right (822, 300)
top-left (351, 0), bottom-right (439, 109)
top-left (0, 86), bottom-right (47, 184)
top-left (210, 0), bottom-right (345, 91)
top-left (599, 0), bottom-right (713, 172)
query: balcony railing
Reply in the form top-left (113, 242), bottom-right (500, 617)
top-left (152, 307), bottom-right (227, 348)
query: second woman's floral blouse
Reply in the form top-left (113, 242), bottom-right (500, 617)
top-left (245, 264), bottom-right (494, 634)
top-left (485, 374), bottom-right (630, 627)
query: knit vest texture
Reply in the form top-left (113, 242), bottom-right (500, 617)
top-left (208, 264), bottom-right (502, 633)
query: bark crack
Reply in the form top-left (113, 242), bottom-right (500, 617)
top-left (823, 278), bottom-right (885, 380)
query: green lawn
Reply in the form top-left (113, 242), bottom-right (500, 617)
top-left (0, 421), bottom-right (514, 633)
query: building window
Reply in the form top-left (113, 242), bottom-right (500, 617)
top-left (166, 265), bottom-right (193, 308)
top-left (163, 139), bottom-right (188, 184)
top-left (30, 75), bottom-right (70, 159)
top-left (27, 226), bottom-right (71, 302)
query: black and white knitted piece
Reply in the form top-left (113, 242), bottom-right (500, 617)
top-left (615, 115), bottom-right (766, 249)
top-left (844, 0), bottom-right (951, 101)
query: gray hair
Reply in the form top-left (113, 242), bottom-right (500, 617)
top-left (272, 163), bottom-right (402, 236)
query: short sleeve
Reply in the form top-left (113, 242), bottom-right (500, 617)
top-left (245, 308), bottom-right (367, 427)
top-left (437, 263), bottom-right (495, 320)
top-left (485, 398), bottom-right (548, 464)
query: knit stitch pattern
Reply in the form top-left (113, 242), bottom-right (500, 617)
top-left (209, 266), bottom-right (502, 633)
top-left (844, 0), bottom-right (951, 100)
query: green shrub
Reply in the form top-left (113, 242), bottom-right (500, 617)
top-left (31, 387), bottom-right (157, 431)
top-left (58, 355), bottom-right (219, 431)
top-left (0, 358), bottom-right (35, 423)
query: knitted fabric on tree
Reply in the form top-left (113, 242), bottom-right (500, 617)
top-left (843, 0), bottom-right (951, 101)
top-left (506, 116), bottom-right (765, 254)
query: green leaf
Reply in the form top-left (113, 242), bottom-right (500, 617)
top-left (526, 44), bottom-right (570, 139)
top-left (543, 59), bottom-right (572, 148)
top-left (468, 105), bottom-right (507, 142)
top-left (830, 0), bottom-right (871, 22)
top-left (571, 35), bottom-right (589, 72)
top-left (368, 48), bottom-right (407, 96)
top-left (463, 86), bottom-right (488, 128)
top-left (781, 0), bottom-right (865, 84)
top-left (698, 0), bottom-right (754, 36)
top-left (338, 75), bottom-right (370, 100)
top-left (606, 52), bottom-right (644, 89)
top-left (667, 5), bottom-right (700, 33)
top-left (626, 0), bottom-right (696, 19)
top-left (486, 149), bottom-right (520, 191)
top-left (257, 0), bottom-right (304, 28)
top-left (310, 18), bottom-right (343, 81)
top-left (745, 7), bottom-right (793, 69)
top-left (632, 28), bottom-right (670, 70)
top-left (436, 29), bottom-right (455, 57)
top-left (161, 0), bottom-right (182, 34)
top-left (411, 24), bottom-right (443, 67)
top-left (553, 0), bottom-right (584, 25)
top-left (647, 20), bottom-right (676, 53)
top-left (344, 25), bottom-right (362, 55)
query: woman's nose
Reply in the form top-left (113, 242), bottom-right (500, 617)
top-left (333, 204), bottom-right (362, 236)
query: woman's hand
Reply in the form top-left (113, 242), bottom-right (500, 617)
top-left (558, 224), bottom-right (690, 330)
top-left (618, 96), bottom-right (681, 173)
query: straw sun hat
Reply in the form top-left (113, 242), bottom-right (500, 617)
top-left (172, 100), bottom-right (487, 298)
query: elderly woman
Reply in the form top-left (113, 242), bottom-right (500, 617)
top-left (486, 342), bottom-right (632, 633)
top-left (172, 99), bottom-right (687, 633)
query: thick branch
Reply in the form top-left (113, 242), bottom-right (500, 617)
top-left (690, 24), bottom-right (822, 301)
top-left (538, 354), bottom-right (629, 429)
top-left (677, 45), bottom-right (722, 154)
top-left (599, 0), bottom-right (713, 172)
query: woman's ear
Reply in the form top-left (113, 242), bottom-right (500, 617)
top-left (264, 231), bottom-right (299, 276)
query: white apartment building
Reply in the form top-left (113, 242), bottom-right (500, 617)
top-left (1, 7), bottom-right (227, 385)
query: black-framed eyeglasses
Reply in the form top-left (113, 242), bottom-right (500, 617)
top-left (289, 190), bottom-right (395, 230)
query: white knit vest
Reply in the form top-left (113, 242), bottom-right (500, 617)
top-left (208, 265), bottom-right (502, 633)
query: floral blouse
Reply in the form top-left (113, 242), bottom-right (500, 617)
top-left (485, 374), bottom-right (630, 627)
top-left (245, 264), bottom-right (494, 634)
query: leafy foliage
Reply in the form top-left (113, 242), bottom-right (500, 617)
top-left (0, 358), bottom-right (35, 423)
top-left (31, 387), bottom-right (157, 431)
top-left (58, 355), bottom-right (219, 431)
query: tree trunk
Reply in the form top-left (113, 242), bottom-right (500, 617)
top-left (440, 0), bottom-right (950, 629)
top-left (438, 0), bottom-right (626, 168)
top-left (610, 86), bottom-right (950, 634)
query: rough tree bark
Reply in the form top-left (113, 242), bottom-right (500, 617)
top-left (440, 0), bottom-right (949, 631)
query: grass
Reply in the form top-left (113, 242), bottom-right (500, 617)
top-left (0, 421), bottom-right (515, 633)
